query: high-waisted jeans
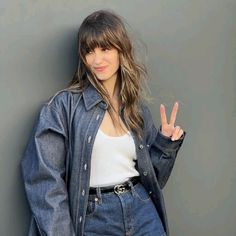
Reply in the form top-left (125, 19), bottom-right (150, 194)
top-left (84, 180), bottom-right (167, 236)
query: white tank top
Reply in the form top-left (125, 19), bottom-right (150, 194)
top-left (89, 128), bottom-right (139, 187)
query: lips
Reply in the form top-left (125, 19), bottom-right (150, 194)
top-left (94, 66), bottom-right (107, 72)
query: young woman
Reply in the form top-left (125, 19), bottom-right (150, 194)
top-left (21, 10), bottom-right (186, 236)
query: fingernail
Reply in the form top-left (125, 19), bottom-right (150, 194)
top-left (171, 137), bottom-right (175, 141)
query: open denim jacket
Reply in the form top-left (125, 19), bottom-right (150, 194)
top-left (21, 84), bottom-right (186, 236)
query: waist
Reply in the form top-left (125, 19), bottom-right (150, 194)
top-left (89, 176), bottom-right (140, 195)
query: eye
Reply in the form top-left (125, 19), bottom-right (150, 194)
top-left (85, 48), bottom-right (94, 54)
top-left (101, 47), bottom-right (110, 52)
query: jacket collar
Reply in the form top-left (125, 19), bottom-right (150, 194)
top-left (82, 84), bottom-right (108, 110)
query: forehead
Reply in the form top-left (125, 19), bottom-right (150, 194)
top-left (80, 26), bottom-right (119, 52)
top-left (84, 37), bottom-right (113, 51)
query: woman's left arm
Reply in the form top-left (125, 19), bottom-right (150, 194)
top-left (143, 102), bottom-right (186, 189)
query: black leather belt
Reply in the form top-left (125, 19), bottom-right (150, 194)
top-left (89, 176), bottom-right (140, 195)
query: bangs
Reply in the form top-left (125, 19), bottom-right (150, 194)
top-left (79, 25), bottom-right (120, 56)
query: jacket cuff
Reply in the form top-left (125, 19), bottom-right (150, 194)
top-left (156, 126), bottom-right (186, 150)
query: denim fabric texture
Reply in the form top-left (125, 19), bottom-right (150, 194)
top-left (21, 84), bottom-right (186, 236)
top-left (84, 181), bottom-right (166, 236)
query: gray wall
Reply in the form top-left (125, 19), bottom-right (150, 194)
top-left (1, 1), bottom-right (236, 235)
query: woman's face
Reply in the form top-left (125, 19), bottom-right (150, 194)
top-left (85, 47), bottom-right (120, 83)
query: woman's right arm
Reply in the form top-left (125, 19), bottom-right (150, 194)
top-left (21, 104), bottom-right (75, 236)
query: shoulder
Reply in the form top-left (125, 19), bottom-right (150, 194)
top-left (47, 88), bottom-right (82, 107)
top-left (43, 88), bottom-right (82, 111)
top-left (139, 101), bottom-right (153, 120)
top-left (38, 88), bottom-right (83, 120)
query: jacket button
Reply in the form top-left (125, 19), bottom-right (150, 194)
top-left (79, 216), bottom-right (82, 223)
top-left (88, 136), bottom-right (92, 143)
top-left (101, 101), bottom-right (108, 109)
top-left (82, 189), bottom-right (85, 196)
top-left (84, 163), bottom-right (87, 170)
top-left (96, 115), bottom-right (100, 120)
top-left (149, 191), bottom-right (152, 195)
top-left (139, 144), bottom-right (144, 149)
top-left (143, 171), bottom-right (148, 176)
top-left (146, 144), bottom-right (150, 148)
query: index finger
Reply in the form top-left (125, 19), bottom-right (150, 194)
top-left (169, 102), bottom-right (179, 126)
top-left (160, 104), bottom-right (168, 126)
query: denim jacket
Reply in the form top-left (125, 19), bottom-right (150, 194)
top-left (21, 84), bottom-right (186, 236)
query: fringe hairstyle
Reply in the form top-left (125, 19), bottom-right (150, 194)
top-left (66, 10), bottom-right (148, 139)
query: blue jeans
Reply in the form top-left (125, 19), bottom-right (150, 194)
top-left (84, 181), bottom-right (167, 236)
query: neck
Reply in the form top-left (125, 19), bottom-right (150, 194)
top-left (101, 75), bottom-right (120, 100)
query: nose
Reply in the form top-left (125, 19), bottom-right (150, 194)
top-left (93, 50), bottom-right (103, 65)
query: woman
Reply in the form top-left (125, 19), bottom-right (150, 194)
top-left (21, 10), bottom-right (186, 236)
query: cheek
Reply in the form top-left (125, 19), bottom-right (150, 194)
top-left (85, 55), bottom-right (93, 67)
top-left (84, 60), bottom-right (93, 73)
top-left (85, 57), bottom-right (91, 65)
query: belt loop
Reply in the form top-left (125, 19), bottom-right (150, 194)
top-left (127, 179), bottom-right (135, 196)
top-left (96, 187), bottom-right (103, 204)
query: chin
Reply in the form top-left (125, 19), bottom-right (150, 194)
top-left (96, 75), bottom-right (111, 81)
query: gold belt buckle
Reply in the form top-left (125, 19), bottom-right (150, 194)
top-left (114, 184), bottom-right (126, 194)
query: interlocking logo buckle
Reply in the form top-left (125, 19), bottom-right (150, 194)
top-left (114, 184), bottom-right (126, 194)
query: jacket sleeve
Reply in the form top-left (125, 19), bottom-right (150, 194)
top-left (21, 103), bottom-right (75, 236)
top-left (143, 105), bottom-right (186, 189)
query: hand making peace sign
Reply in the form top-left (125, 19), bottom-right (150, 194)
top-left (160, 102), bottom-right (184, 141)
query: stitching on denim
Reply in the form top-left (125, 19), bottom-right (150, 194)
top-left (133, 183), bottom-right (151, 202)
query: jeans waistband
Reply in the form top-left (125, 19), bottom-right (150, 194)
top-left (89, 176), bottom-right (140, 195)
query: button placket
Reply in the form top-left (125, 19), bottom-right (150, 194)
top-left (76, 110), bottom-right (104, 229)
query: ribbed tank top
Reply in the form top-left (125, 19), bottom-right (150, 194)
top-left (89, 128), bottom-right (139, 187)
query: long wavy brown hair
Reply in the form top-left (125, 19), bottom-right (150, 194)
top-left (67, 10), bottom-right (148, 139)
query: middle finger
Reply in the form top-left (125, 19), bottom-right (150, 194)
top-left (169, 102), bottom-right (179, 126)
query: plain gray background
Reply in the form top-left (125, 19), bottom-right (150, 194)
top-left (1, 1), bottom-right (236, 235)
